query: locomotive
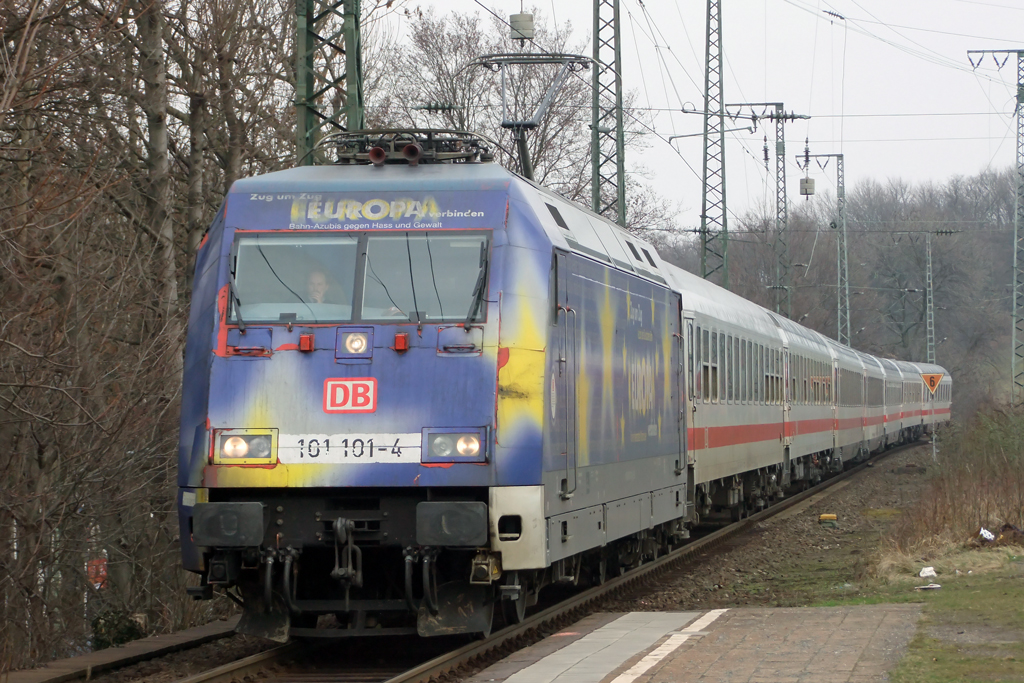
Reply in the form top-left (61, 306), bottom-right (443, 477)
top-left (178, 131), bottom-right (951, 640)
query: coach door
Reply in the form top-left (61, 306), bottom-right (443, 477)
top-left (782, 347), bottom-right (792, 446)
top-left (832, 358), bottom-right (840, 449)
top-left (672, 301), bottom-right (686, 478)
top-left (554, 250), bottom-right (578, 499)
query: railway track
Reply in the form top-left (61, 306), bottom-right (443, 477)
top-left (166, 439), bottom-right (918, 683)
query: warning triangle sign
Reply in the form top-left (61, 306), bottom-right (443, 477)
top-left (921, 373), bottom-right (944, 394)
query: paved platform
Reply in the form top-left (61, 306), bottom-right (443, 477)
top-left (6, 616), bottom-right (239, 683)
top-left (467, 605), bottom-right (921, 683)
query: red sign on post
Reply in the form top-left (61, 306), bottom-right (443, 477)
top-left (87, 557), bottom-right (108, 589)
top-left (323, 378), bottom-right (377, 413)
top-left (921, 373), bottom-right (944, 394)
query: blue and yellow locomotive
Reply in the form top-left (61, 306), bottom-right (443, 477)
top-left (178, 131), bottom-right (950, 640)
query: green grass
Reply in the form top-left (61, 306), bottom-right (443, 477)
top-left (893, 639), bottom-right (1024, 683)
top-left (889, 563), bottom-right (1024, 683)
top-left (720, 522), bottom-right (1024, 681)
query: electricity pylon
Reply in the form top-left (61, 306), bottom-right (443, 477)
top-left (592, 0), bottom-right (626, 226)
top-left (700, 0), bottom-right (727, 287)
top-left (731, 102), bottom-right (808, 318)
top-left (802, 153), bottom-right (848, 345)
top-left (968, 49), bottom-right (1024, 403)
top-left (295, 0), bottom-right (363, 164)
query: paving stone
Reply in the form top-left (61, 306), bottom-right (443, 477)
top-left (467, 604), bottom-right (920, 683)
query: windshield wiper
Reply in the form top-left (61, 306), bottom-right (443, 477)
top-left (229, 276), bottom-right (246, 333)
top-left (254, 236), bottom-right (317, 322)
top-left (464, 241), bottom-right (489, 328)
top-left (404, 232), bottom-right (422, 325)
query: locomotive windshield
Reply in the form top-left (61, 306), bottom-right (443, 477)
top-left (230, 231), bottom-right (489, 324)
top-left (362, 233), bottom-right (488, 322)
top-left (233, 234), bottom-right (358, 323)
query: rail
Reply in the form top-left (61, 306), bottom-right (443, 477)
top-left (167, 440), bottom-right (915, 683)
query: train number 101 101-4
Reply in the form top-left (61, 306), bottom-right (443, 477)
top-left (295, 437), bottom-right (404, 459)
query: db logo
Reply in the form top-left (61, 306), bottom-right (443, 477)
top-left (323, 378), bottom-right (377, 413)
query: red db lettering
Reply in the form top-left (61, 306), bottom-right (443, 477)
top-left (352, 383), bottom-right (372, 407)
top-left (323, 378), bottom-right (377, 413)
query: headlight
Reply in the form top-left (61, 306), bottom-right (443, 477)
top-left (456, 435), bottom-right (480, 457)
top-left (430, 435), bottom-right (455, 458)
top-left (222, 436), bottom-right (249, 458)
top-left (248, 436), bottom-right (271, 459)
top-left (214, 429), bottom-right (278, 464)
top-left (422, 429), bottom-right (487, 463)
top-left (344, 332), bottom-right (368, 354)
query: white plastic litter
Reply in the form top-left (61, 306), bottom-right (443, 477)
top-left (980, 527), bottom-right (996, 542)
top-left (915, 583), bottom-right (942, 590)
top-left (919, 566), bottom-right (937, 578)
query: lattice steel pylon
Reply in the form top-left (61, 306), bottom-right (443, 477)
top-left (802, 153), bottom-right (848, 344)
top-left (968, 49), bottom-right (1024, 403)
top-left (295, 0), bottom-right (363, 165)
top-left (771, 106), bottom-right (790, 318)
top-left (591, 0), bottom-right (626, 226)
top-left (734, 103), bottom-right (808, 317)
top-left (926, 232), bottom-right (935, 364)
top-left (700, 0), bottom-right (727, 288)
top-left (835, 156), bottom-right (849, 346)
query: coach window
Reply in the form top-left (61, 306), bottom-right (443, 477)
top-left (818, 362), bottom-right (823, 405)
top-left (702, 328), bottom-right (710, 404)
top-left (823, 362), bottom-right (828, 404)
top-left (777, 352), bottom-right (783, 405)
top-left (747, 342), bottom-right (753, 404)
top-left (719, 333), bottom-right (726, 402)
top-left (825, 366), bottom-right (829, 405)
top-left (778, 351), bottom-right (784, 405)
top-left (826, 363), bottom-right (831, 404)
top-left (757, 344), bottom-right (765, 403)
top-left (808, 358), bottom-right (813, 404)
top-left (790, 363), bottom-right (796, 404)
top-left (688, 322), bottom-right (695, 401)
top-left (757, 344), bottom-right (764, 404)
top-left (811, 364), bottom-right (816, 405)
top-left (726, 334), bottom-right (734, 402)
top-left (793, 356), bottom-right (798, 404)
top-left (696, 326), bottom-right (704, 402)
top-left (739, 340), bottom-right (747, 402)
top-left (734, 337), bottom-right (741, 403)
top-left (710, 331), bottom-right (719, 403)
top-left (793, 356), bottom-right (797, 404)
top-left (741, 339), bottom-right (749, 403)
top-left (758, 345), bottom-right (764, 404)
top-left (750, 341), bottom-right (756, 403)
top-left (749, 342), bottom-right (756, 403)
top-left (802, 358), bottom-right (808, 404)
top-left (806, 358), bottom-right (811, 403)
top-left (774, 351), bottom-right (781, 405)
top-left (773, 352), bottom-right (779, 405)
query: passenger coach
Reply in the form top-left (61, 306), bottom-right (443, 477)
top-left (178, 132), bottom-right (951, 640)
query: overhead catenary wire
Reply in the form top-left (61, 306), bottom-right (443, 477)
top-left (777, 0), bottom-right (1018, 84)
top-left (469, 0), bottom-right (758, 227)
top-left (625, 0), bottom-right (773, 198)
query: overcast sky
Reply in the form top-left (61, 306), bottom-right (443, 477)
top-left (389, 0), bottom-right (1023, 229)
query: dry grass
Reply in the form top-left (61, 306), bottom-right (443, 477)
top-left (876, 409), bottom-right (1024, 577)
top-left (887, 409), bottom-right (1024, 553)
top-left (875, 544), bottom-right (1024, 584)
